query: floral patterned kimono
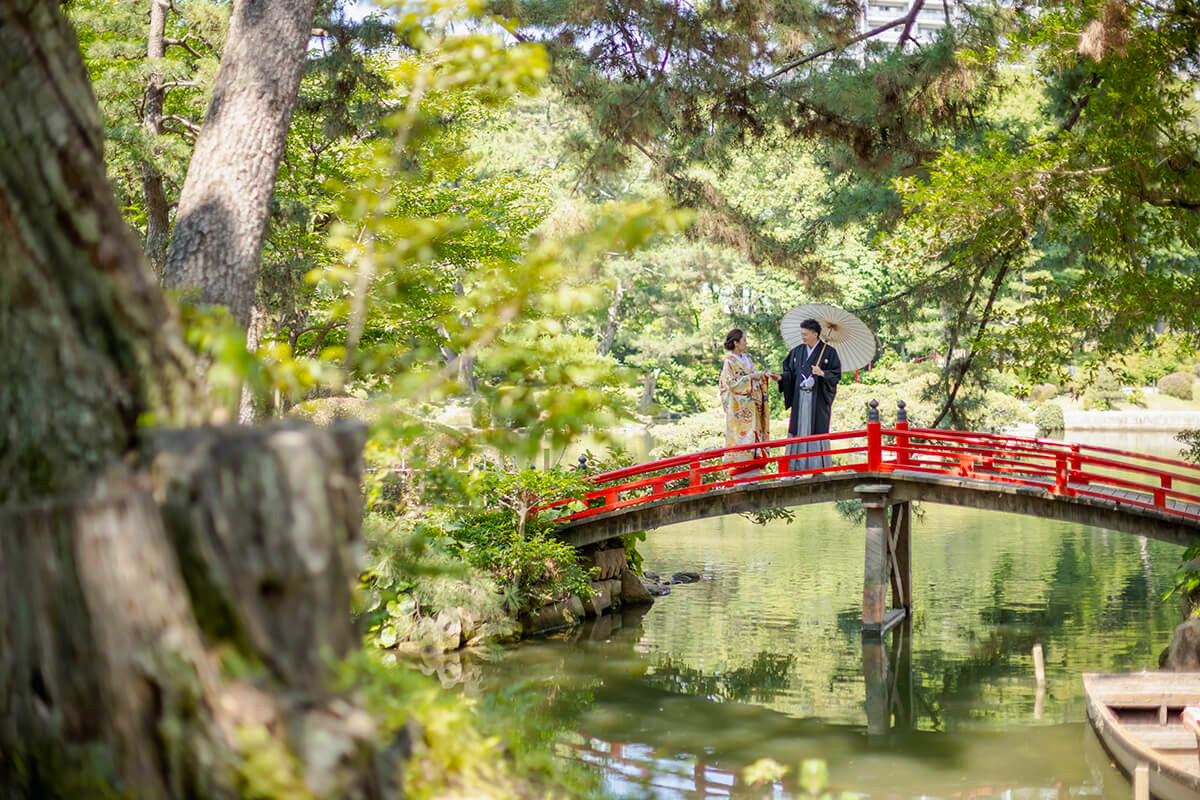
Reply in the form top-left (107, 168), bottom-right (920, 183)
top-left (718, 352), bottom-right (770, 471)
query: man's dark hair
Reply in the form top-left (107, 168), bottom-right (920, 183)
top-left (800, 318), bottom-right (821, 335)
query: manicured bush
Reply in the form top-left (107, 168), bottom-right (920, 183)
top-left (1034, 402), bottom-right (1065, 435)
top-left (1158, 371), bottom-right (1195, 400)
top-left (1082, 369), bottom-right (1124, 410)
top-left (1029, 383), bottom-right (1058, 403)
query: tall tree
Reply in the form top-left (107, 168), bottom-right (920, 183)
top-left (497, 0), bottom-right (999, 291)
top-left (139, 0), bottom-right (172, 272)
top-left (163, 0), bottom-right (318, 329)
top-left (70, 0), bottom-right (224, 276)
top-left (0, 0), bottom-right (183, 499)
top-left (0, 2), bottom-right (378, 795)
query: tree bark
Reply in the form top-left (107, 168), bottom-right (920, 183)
top-left (1, 4), bottom-right (383, 795)
top-left (598, 277), bottom-right (623, 356)
top-left (162, 0), bottom-right (317, 329)
top-left (0, 475), bottom-right (231, 798)
top-left (639, 368), bottom-right (659, 413)
top-left (0, 0), bottom-right (180, 502)
top-left (437, 281), bottom-right (478, 394)
top-left (237, 303), bottom-right (266, 424)
top-left (1, 424), bottom-right (378, 798)
top-left (141, 0), bottom-right (172, 276)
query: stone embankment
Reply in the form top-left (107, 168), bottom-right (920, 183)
top-left (1063, 409), bottom-right (1200, 430)
top-left (521, 541), bottom-right (655, 635)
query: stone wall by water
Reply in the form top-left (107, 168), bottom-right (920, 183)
top-left (521, 541), bottom-right (653, 636)
top-left (1064, 409), bottom-right (1200, 430)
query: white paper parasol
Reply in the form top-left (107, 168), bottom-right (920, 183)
top-left (780, 303), bottom-right (876, 371)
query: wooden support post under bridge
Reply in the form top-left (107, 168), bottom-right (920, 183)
top-left (858, 400), bottom-right (912, 636)
top-left (856, 486), bottom-right (911, 635)
top-left (862, 618), bottom-right (914, 736)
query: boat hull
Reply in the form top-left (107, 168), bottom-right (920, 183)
top-left (1083, 672), bottom-right (1200, 800)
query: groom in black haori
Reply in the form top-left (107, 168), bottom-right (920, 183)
top-left (780, 318), bottom-right (842, 472)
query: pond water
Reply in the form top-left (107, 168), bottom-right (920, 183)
top-left (469, 432), bottom-right (1193, 799)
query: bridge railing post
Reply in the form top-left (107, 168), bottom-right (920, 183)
top-left (866, 400), bottom-right (882, 471)
top-left (1069, 443), bottom-right (1081, 480)
top-left (688, 459), bottom-right (701, 494)
top-left (1054, 453), bottom-right (1069, 495)
top-left (1155, 475), bottom-right (1172, 509)
top-left (894, 400), bottom-right (909, 467)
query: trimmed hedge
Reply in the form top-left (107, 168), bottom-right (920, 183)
top-left (1029, 383), bottom-right (1058, 403)
top-left (1034, 402), bottom-right (1065, 435)
top-left (1158, 371), bottom-right (1195, 401)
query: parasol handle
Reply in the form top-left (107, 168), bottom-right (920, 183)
top-left (813, 340), bottom-right (828, 373)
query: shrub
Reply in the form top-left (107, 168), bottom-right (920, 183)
top-left (1081, 369), bottom-right (1124, 410)
top-left (1029, 383), bottom-right (1058, 403)
top-left (1034, 403), bottom-right (1065, 435)
top-left (1158, 371), bottom-right (1195, 400)
top-left (1178, 429), bottom-right (1200, 465)
top-left (360, 465), bottom-right (601, 651)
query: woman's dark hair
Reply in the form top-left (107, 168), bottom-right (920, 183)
top-left (800, 318), bottom-right (822, 335)
top-left (724, 328), bottom-right (744, 351)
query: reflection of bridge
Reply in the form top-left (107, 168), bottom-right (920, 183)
top-left (559, 734), bottom-right (1096, 798)
top-left (559, 619), bottom-right (1115, 798)
top-left (551, 610), bottom-right (1126, 799)
top-left (549, 400), bottom-right (1200, 633)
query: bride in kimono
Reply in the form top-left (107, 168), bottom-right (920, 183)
top-left (718, 328), bottom-right (779, 477)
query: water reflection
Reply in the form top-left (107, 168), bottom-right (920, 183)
top-left (460, 610), bottom-right (1131, 799)
top-left (462, 434), bottom-right (1186, 798)
top-left (556, 729), bottom-right (1111, 799)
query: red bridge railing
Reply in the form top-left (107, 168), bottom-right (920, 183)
top-left (542, 401), bottom-right (1200, 525)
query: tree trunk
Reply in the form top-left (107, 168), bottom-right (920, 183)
top-left (598, 277), bottom-right (623, 356)
top-left (0, 474), bottom-right (231, 797)
top-left (1, 424), bottom-right (378, 798)
top-left (437, 281), bottom-right (478, 394)
top-left (162, 0), bottom-right (317, 329)
top-left (140, 0), bottom-right (172, 276)
top-left (1, 4), bottom-right (383, 795)
top-left (639, 368), bottom-right (660, 413)
top-left (0, 0), bottom-right (178, 502)
top-left (237, 304), bottom-right (266, 424)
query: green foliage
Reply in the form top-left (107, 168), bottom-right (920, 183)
top-left (360, 464), bottom-right (599, 651)
top-left (743, 507), bottom-right (797, 526)
top-left (1166, 433), bottom-right (1200, 613)
top-left (1033, 402), bottom-right (1065, 435)
top-left (798, 758), bottom-right (837, 798)
top-left (1081, 368), bottom-right (1125, 411)
top-left (234, 726), bottom-right (314, 800)
top-left (879, 0), bottom-right (1200, 421)
top-left (742, 758), bottom-right (789, 788)
top-left (69, 0), bottom-right (224, 229)
top-left (647, 407), bottom-right (726, 457)
top-left (1158, 372), bottom-right (1195, 401)
top-left (360, 515), bottom-right (517, 650)
top-left (645, 651), bottom-right (796, 704)
top-left (1179, 430), bottom-right (1200, 465)
top-left (1117, 334), bottom-right (1200, 385)
top-left (1029, 383), bottom-right (1059, 403)
top-left (620, 530), bottom-right (647, 576)
top-left (333, 650), bottom-right (571, 799)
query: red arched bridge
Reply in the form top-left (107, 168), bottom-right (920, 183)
top-left (543, 400), bottom-right (1200, 635)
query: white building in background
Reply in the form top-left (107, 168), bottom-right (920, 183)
top-left (859, 0), bottom-right (972, 47)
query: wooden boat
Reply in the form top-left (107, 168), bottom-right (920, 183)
top-left (1083, 672), bottom-right (1200, 800)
